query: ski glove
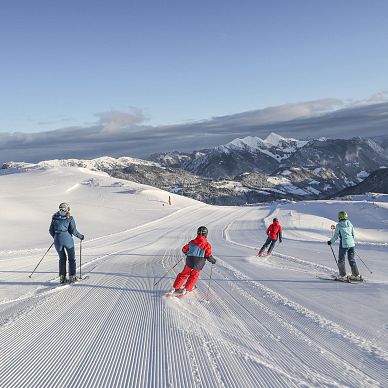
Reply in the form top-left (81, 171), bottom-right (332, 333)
top-left (207, 256), bottom-right (216, 264)
top-left (327, 240), bottom-right (331, 245)
top-left (279, 239), bottom-right (282, 243)
top-left (80, 234), bottom-right (85, 241)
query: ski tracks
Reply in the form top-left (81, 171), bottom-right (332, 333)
top-left (214, 211), bottom-right (388, 386)
top-left (212, 260), bottom-right (387, 386)
top-left (1, 203), bottom-right (387, 387)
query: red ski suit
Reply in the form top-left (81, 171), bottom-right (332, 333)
top-left (266, 220), bottom-right (282, 240)
top-left (173, 235), bottom-right (212, 291)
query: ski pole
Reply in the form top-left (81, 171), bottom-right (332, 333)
top-left (28, 242), bottom-right (54, 278)
top-left (154, 258), bottom-right (183, 286)
top-left (356, 252), bottom-right (373, 274)
top-left (204, 263), bottom-right (214, 302)
top-left (79, 239), bottom-right (83, 279)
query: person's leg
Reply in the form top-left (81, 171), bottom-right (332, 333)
top-left (66, 247), bottom-right (76, 276)
top-left (347, 247), bottom-right (359, 276)
top-left (337, 247), bottom-right (347, 276)
top-left (184, 269), bottom-right (201, 291)
top-left (173, 265), bottom-right (191, 290)
top-left (259, 237), bottom-right (272, 255)
top-left (267, 239), bottom-right (277, 254)
top-left (57, 248), bottom-right (67, 277)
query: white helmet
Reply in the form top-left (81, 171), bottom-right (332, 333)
top-left (59, 202), bottom-right (70, 212)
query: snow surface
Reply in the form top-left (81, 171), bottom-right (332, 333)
top-left (1, 165), bottom-right (388, 387)
top-left (264, 132), bottom-right (308, 149)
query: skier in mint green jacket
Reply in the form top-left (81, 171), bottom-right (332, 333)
top-left (327, 211), bottom-right (361, 280)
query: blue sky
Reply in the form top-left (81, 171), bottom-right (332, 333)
top-left (0, 0), bottom-right (387, 135)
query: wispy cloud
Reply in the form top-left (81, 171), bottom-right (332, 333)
top-left (0, 97), bottom-right (387, 164)
top-left (367, 90), bottom-right (388, 103)
top-left (95, 107), bottom-right (146, 133)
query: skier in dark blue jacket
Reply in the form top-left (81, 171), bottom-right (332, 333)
top-left (49, 203), bottom-right (84, 283)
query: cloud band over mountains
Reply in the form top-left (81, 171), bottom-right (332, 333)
top-left (0, 99), bottom-right (387, 164)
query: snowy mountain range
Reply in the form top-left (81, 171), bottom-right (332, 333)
top-left (2, 133), bottom-right (388, 205)
top-left (150, 133), bottom-right (388, 201)
top-left (151, 133), bottom-right (308, 178)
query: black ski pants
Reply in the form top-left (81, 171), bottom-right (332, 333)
top-left (57, 247), bottom-right (76, 277)
top-left (260, 238), bottom-right (277, 254)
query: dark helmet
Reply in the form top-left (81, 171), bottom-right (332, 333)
top-left (197, 226), bottom-right (208, 237)
top-left (273, 218), bottom-right (278, 223)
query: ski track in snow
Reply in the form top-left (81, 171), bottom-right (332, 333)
top-left (1, 200), bottom-right (388, 386)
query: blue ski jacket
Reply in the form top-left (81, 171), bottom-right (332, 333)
top-left (330, 220), bottom-right (355, 248)
top-left (49, 211), bottom-right (84, 251)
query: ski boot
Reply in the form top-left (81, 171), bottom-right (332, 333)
top-left (69, 275), bottom-right (77, 283)
top-left (348, 274), bottom-right (363, 281)
top-left (60, 275), bottom-right (67, 284)
top-left (335, 275), bottom-right (349, 282)
top-left (258, 250), bottom-right (263, 257)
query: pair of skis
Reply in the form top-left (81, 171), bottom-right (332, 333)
top-left (164, 286), bottom-right (197, 299)
top-left (60, 275), bottom-right (89, 285)
top-left (257, 252), bottom-right (271, 257)
top-left (317, 274), bottom-right (364, 284)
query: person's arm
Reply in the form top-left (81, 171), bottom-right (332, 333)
top-left (69, 217), bottom-right (84, 240)
top-left (49, 219), bottom-right (55, 238)
top-left (182, 243), bottom-right (189, 255)
top-left (205, 243), bottom-right (216, 264)
top-left (278, 230), bottom-right (283, 243)
top-left (328, 224), bottom-right (339, 245)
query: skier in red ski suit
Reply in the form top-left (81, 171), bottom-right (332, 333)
top-left (171, 226), bottom-right (216, 295)
top-left (258, 218), bottom-right (283, 256)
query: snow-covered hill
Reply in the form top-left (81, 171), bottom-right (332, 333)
top-left (2, 155), bottom-right (159, 171)
top-left (1, 165), bottom-right (388, 387)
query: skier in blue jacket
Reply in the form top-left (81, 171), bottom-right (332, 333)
top-left (49, 203), bottom-right (84, 283)
top-left (327, 211), bottom-right (361, 281)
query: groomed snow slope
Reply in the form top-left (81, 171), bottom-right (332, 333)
top-left (1, 166), bottom-right (388, 387)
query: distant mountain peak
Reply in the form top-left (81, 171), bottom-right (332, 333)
top-left (223, 136), bottom-right (265, 151)
top-left (220, 133), bottom-right (307, 155)
top-left (264, 132), bottom-right (287, 147)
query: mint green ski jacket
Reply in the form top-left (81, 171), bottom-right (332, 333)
top-left (331, 220), bottom-right (355, 248)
